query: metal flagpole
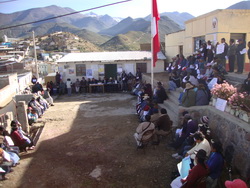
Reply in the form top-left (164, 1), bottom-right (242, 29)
top-left (151, 0), bottom-right (154, 90)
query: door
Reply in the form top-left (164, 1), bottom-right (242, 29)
top-left (136, 63), bottom-right (147, 73)
top-left (105, 64), bottom-right (117, 79)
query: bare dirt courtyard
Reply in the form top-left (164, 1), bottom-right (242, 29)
top-left (1, 93), bottom-right (177, 188)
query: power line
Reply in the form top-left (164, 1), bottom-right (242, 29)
top-left (0, 0), bottom-right (133, 31)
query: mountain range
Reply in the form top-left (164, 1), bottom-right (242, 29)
top-left (0, 5), bottom-right (192, 51)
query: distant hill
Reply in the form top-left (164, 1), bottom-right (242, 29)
top-left (38, 32), bottom-right (102, 52)
top-left (144, 11), bottom-right (194, 28)
top-left (0, 5), bottom-right (118, 34)
top-left (74, 29), bottom-right (111, 46)
top-left (101, 31), bottom-right (151, 51)
top-left (227, 1), bottom-right (250, 9)
top-left (99, 17), bottom-right (150, 36)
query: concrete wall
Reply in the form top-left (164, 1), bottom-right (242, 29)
top-left (165, 31), bottom-right (185, 61)
top-left (58, 60), bottom-right (165, 83)
top-left (179, 105), bottom-right (250, 178)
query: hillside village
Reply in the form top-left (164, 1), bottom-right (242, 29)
top-left (0, 0), bottom-right (250, 187)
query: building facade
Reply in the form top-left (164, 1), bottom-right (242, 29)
top-left (57, 51), bottom-right (165, 82)
top-left (165, 9), bottom-right (250, 71)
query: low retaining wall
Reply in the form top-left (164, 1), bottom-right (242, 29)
top-left (179, 105), bottom-right (250, 178)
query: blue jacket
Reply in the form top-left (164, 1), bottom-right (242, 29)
top-left (206, 152), bottom-right (224, 179)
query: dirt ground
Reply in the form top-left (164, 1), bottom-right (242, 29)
top-left (1, 93), bottom-right (178, 188)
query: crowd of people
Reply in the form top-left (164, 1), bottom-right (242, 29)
top-left (45, 69), bottom-right (144, 96)
top-left (167, 38), bottom-right (250, 107)
top-left (0, 120), bottom-right (36, 180)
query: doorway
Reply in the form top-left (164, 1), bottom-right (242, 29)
top-left (104, 64), bottom-right (117, 79)
top-left (136, 63), bottom-right (147, 73)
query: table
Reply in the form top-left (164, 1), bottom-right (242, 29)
top-left (89, 84), bottom-right (104, 93)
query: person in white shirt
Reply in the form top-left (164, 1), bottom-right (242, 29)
top-left (186, 131), bottom-right (211, 165)
top-left (66, 78), bottom-right (72, 96)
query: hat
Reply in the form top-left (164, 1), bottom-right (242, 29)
top-left (185, 83), bottom-right (194, 90)
top-left (196, 149), bottom-right (207, 160)
top-left (225, 179), bottom-right (248, 188)
top-left (200, 116), bottom-right (209, 124)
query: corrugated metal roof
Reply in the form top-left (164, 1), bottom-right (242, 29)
top-left (57, 51), bottom-right (166, 63)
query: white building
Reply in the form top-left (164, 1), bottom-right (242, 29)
top-left (57, 51), bottom-right (166, 82)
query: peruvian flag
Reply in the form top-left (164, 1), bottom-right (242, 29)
top-left (151, 0), bottom-right (160, 67)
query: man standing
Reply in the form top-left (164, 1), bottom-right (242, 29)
top-left (216, 38), bottom-right (228, 70)
top-left (227, 39), bottom-right (236, 72)
top-left (236, 39), bottom-right (246, 74)
top-left (66, 78), bottom-right (72, 96)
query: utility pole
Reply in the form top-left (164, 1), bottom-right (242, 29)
top-left (32, 30), bottom-right (39, 79)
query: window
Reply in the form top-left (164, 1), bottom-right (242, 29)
top-left (76, 64), bottom-right (86, 76)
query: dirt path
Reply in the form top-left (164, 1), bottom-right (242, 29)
top-left (1, 93), bottom-right (177, 188)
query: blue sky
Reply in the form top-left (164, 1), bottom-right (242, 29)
top-left (0, 0), bottom-right (244, 18)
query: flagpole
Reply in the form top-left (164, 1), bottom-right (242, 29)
top-left (151, 0), bottom-right (154, 90)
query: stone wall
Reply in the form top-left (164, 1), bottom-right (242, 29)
top-left (179, 105), bottom-right (250, 178)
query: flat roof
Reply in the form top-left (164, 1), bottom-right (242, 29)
top-left (57, 51), bottom-right (166, 63)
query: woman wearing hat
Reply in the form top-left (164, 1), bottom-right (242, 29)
top-left (181, 82), bottom-right (196, 107)
top-left (171, 149), bottom-right (208, 188)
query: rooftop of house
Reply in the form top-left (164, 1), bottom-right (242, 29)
top-left (57, 51), bottom-right (166, 63)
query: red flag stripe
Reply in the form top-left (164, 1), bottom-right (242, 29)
top-left (152, 0), bottom-right (160, 67)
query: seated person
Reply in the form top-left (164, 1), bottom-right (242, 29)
top-left (181, 83), bottom-right (196, 107)
top-left (134, 115), bottom-right (155, 148)
top-left (0, 148), bottom-right (13, 181)
top-left (27, 107), bottom-right (38, 125)
top-left (10, 121), bottom-right (34, 152)
top-left (198, 116), bottom-right (211, 142)
top-left (171, 149), bottom-right (208, 188)
top-left (169, 72), bottom-right (181, 91)
top-left (153, 82), bottom-right (168, 104)
top-left (206, 142), bottom-right (224, 188)
top-left (195, 83), bottom-right (209, 106)
top-left (152, 108), bottom-right (173, 144)
top-left (185, 132), bottom-right (211, 163)
top-left (170, 114), bottom-right (198, 150)
top-left (42, 89), bottom-right (54, 106)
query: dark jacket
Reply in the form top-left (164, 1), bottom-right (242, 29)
top-left (182, 89), bottom-right (196, 107)
top-left (196, 89), bottom-right (209, 106)
top-left (206, 152), bottom-right (224, 179)
top-left (155, 114), bottom-right (172, 131)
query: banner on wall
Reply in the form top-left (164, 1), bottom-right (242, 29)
top-left (69, 69), bottom-right (74, 74)
top-left (86, 69), bottom-right (93, 78)
top-left (98, 65), bottom-right (104, 76)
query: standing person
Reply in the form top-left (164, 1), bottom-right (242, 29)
top-left (227, 39), bottom-right (237, 72)
top-left (31, 75), bottom-right (37, 85)
top-left (236, 39), bottom-right (246, 74)
top-left (206, 40), bottom-right (214, 63)
top-left (216, 38), bottom-right (228, 70)
top-left (55, 72), bottom-right (61, 85)
top-left (75, 79), bottom-right (80, 94)
top-left (136, 68), bottom-right (142, 81)
top-left (121, 71), bottom-right (128, 92)
top-left (66, 78), bottom-right (72, 96)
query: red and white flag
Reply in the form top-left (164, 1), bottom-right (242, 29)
top-left (151, 0), bottom-right (160, 67)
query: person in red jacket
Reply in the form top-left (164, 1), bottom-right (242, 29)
top-left (10, 125), bottom-right (32, 152)
top-left (171, 149), bottom-right (208, 188)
